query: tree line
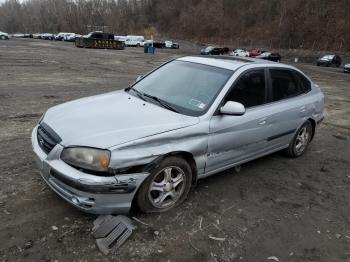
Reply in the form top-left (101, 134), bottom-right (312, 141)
top-left (1, 0), bottom-right (349, 51)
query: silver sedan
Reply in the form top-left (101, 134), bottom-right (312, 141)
top-left (32, 56), bottom-right (325, 214)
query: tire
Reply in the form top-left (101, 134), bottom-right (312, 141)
top-left (285, 120), bottom-right (313, 158)
top-left (0, 35), bottom-right (6, 40)
top-left (136, 156), bottom-right (192, 213)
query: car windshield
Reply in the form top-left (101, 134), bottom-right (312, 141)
top-left (129, 60), bottom-right (233, 116)
top-left (321, 55), bottom-right (334, 60)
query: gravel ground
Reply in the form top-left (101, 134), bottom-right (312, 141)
top-left (0, 38), bottom-right (349, 262)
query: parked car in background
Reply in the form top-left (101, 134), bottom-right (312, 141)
top-left (165, 40), bottom-right (179, 49)
top-left (0, 31), bottom-right (9, 40)
top-left (344, 63), bottom-right (350, 73)
top-left (41, 33), bottom-right (55, 40)
top-left (143, 40), bottom-right (166, 48)
top-left (32, 33), bottom-right (41, 39)
top-left (125, 35), bottom-right (145, 47)
top-left (32, 56), bottom-right (324, 214)
top-left (142, 40), bottom-right (152, 47)
top-left (230, 49), bottom-right (249, 57)
top-left (201, 46), bottom-right (227, 55)
top-left (153, 41), bottom-right (166, 48)
top-left (249, 49), bottom-right (264, 57)
top-left (12, 33), bottom-right (25, 38)
top-left (64, 33), bottom-right (81, 42)
top-left (256, 52), bottom-right (281, 62)
top-left (55, 32), bottom-right (70, 41)
top-left (316, 55), bottom-right (342, 67)
top-left (12, 33), bottom-right (33, 38)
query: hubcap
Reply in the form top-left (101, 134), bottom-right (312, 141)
top-left (295, 126), bottom-right (310, 154)
top-left (148, 166), bottom-right (185, 209)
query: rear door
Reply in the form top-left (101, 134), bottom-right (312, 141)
top-left (264, 68), bottom-right (313, 148)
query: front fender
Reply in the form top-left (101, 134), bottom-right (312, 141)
top-left (109, 121), bottom-right (209, 176)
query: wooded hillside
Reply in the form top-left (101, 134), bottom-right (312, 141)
top-left (1, 0), bottom-right (350, 51)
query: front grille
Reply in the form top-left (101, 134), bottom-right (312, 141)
top-left (37, 123), bottom-right (61, 154)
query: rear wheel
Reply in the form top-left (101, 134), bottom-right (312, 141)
top-left (285, 121), bottom-right (313, 157)
top-left (136, 156), bottom-right (192, 213)
top-left (0, 35), bottom-right (6, 40)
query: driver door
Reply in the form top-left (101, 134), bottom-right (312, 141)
top-left (206, 68), bottom-right (273, 173)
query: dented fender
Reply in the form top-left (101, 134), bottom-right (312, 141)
top-left (109, 120), bottom-right (210, 177)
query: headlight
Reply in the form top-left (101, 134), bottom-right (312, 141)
top-left (61, 147), bottom-right (111, 172)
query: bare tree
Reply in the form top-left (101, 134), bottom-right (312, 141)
top-left (0, 0), bottom-right (349, 51)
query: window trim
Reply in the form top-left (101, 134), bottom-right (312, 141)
top-left (214, 67), bottom-right (269, 115)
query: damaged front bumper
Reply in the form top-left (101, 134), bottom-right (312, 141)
top-left (31, 126), bottom-right (149, 214)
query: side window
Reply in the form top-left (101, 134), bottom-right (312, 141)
top-left (225, 69), bottom-right (266, 108)
top-left (270, 69), bottom-right (299, 102)
top-left (295, 71), bottom-right (311, 94)
top-left (93, 33), bottom-right (103, 39)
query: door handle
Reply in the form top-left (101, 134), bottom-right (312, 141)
top-left (300, 106), bottom-right (306, 113)
top-left (258, 118), bottom-right (267, 125)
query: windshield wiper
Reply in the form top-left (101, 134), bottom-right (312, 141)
top-left (126, 87), bottom-right (146, 101)
top-left (142, 93), bottom-right (179, 113)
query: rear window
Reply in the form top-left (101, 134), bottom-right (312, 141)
top-left (295, 72), bottom-right (311, 94)
top-left (270, 69), bottom-right (311, 102)
top-left (270, 69), bottom-right (300, 101)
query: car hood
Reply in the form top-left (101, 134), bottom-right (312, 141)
top-left (42, 90), bottom-right (199, 149)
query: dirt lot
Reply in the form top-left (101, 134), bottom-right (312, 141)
top-left (0, 39), bottom-right (349, 262)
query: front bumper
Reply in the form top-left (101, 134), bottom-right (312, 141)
top-left (31, 126), bottom-right (149, 214)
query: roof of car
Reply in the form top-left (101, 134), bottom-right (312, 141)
top-left (178, 56), bottom-right (277, 71)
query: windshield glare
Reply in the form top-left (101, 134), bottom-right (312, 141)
top-left (322, 55), bottom-right (334, 60)
top-left (131, 60), bottom-right (233, 116)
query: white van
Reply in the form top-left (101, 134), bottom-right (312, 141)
top-left (125, 35), bottom-right (145, 47)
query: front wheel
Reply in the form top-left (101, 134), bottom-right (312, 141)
top-left (136, 156), bottom-right (192, 213)
top-left (285, 121), bottom-right (313, 157)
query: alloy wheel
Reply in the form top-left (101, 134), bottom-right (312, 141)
top-left (294, 126), bottom-right (311, 154)
top-left (148, 166), bottom-right (186, 209)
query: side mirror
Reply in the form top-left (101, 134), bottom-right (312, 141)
top-left (220, 101), bottom-right (245, 115)
top-left (136, 75), bottom-right (143, 82)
